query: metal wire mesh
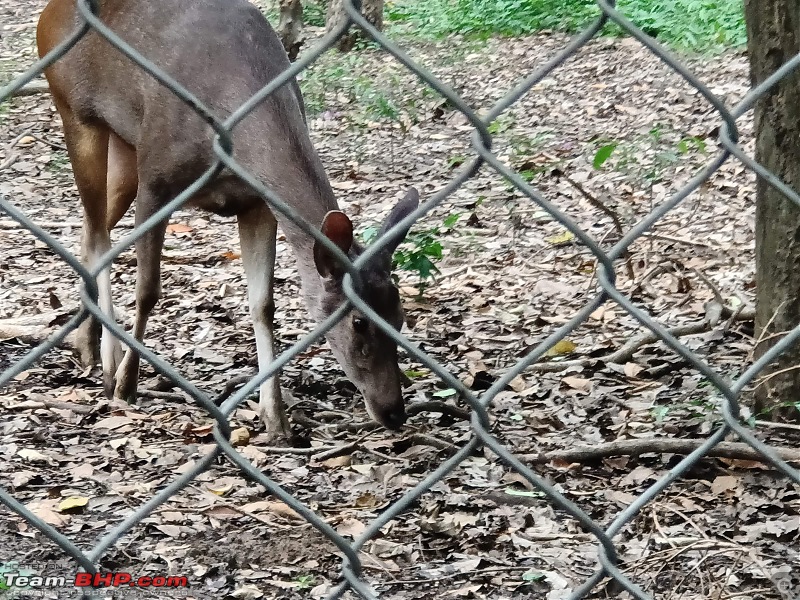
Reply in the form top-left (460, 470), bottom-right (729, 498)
top-left (1, 0), bottom-right (799, 598)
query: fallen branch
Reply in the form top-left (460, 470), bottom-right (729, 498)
top-left (0, 220), bottom-right (82, 229)
top-left (9, 393), bottom-right (94, 415)
top-left (407, 400), bottom-right (470, 420)
top-left (9, 81), bottom-right (49, 97)
top-left (403, 432), bottom-right (458, 453)
top-left (521, 438), bottom-right (800, 465)
top-left (555, 168), bottom-right (635, 281)
top-left (0, 310), bottom-right (77, 346)
top-left (532, 307), bottom-right (755, 373)
top-left (138, 389), bottom-right (188, 402)
top-left (310, 442), bottom-right (359, 462)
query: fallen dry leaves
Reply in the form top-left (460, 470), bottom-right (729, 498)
top-left (0, 3), bottom-right (798, 600)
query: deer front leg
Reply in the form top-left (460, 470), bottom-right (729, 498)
top-left (113, 190), bottom-right (167, 402)
top-left (237, 202), bottom-right (291, 443)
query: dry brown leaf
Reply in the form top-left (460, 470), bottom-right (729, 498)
top-left (711, 475), bottom-right (739, 494)
top-left (229, 426), bottom-right (250, 446)
top-left (58, 496), bottom-right (89, 512)
top-left (166, 223), bottom-right (193, 233)
top-left (562, 376), bottom-right (592, 392)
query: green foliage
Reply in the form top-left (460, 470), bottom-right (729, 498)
top-left (487, 114), bottom-right (516, 134)
top-left (362, 212), bottom-right (461, 295)
top-left (304, 0), bottom-right (326, 27)
top-left (299, 54), bottom-right (421, 123)
top-left (387, 0), bottom-right (599, 38)
top-left (678, 136), bottom-right (707, 154)
top-left (591, 126), bottom-right (708, 187)
top-left (295, 574), bottom-right (316, 589)
top-left (622, 0), bottom-right (747, 49)
top-left (387, 0), bottom-right (746, 51)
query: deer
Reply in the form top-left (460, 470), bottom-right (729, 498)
top-left (36, 0), bottom-right (419, 443)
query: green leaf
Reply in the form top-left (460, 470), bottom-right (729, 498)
top-left (443, 212), bottom-right (461, 227)
top-left (593, 143), bottom-right (617, 169)
top-left (433, 388), bottom-right (457, 397)
top-left (404, 369), bottom-right (427, 378)
top-left (361, 225), bottom-right (379, 244)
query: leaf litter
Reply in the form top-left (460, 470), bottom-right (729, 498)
top-left (0, 3), bottom-right (798, 599)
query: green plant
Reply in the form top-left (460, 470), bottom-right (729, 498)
top-left (386, 0), bottom-right (746, 52)
top-left (0, 99), bottom-right (11, 126)
top-left (295, 574), bottom-right (316, 590)
top-left (678, 136), bottom-right (708, 154)
top-left (304, 0), bottom-right (326, 27)
top-left (362, 212), bottom-right (461, 295)
top-left (46, 151), bottom-right (71, 174)
top-left (487, 114), bottom-right (516, 135)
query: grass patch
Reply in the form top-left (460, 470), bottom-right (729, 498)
top-left (386, 0), bottom-right (746, 52)
top-left (298, 50), bottom-right (428, 122)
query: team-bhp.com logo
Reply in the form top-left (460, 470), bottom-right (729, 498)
top-left (1, 569), bottom-right (188, 593)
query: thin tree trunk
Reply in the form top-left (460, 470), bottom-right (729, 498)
top-left (744, 0), bottom-right (800, 421)
top-left (325, 0), bottom-right (383, 52)
top-left (277, 0), bottom-right (304, 61)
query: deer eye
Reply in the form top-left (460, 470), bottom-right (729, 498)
top-left (353, 316), bottom-right (369, 334)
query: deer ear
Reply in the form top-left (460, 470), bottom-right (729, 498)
top-left (376, 187), bottom-right (420, 254)
top-left (314, 210), bottom-right (354, 279)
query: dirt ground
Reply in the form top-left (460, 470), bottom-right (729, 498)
top-left (1, 1), bottom-right (798, 599)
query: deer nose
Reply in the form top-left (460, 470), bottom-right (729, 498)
top-left (379, 406), bottom-right (407, 430)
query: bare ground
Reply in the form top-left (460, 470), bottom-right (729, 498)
top-left (1, 2), bottom-right (798, 599)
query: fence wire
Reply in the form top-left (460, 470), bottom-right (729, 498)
top-left (0, 0), bottom-right (799, 598)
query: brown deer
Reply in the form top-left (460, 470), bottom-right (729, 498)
top-left (36, 0), bottom-right (418, 442)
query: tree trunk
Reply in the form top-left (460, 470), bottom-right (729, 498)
top-left (325, 0), bottom-right (383, 52)
top-left (277, 0), bottom-right (304, 61)
top-left (744, 0), bottom-right (800, 421)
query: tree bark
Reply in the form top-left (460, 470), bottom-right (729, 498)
top-left (325, 0), bottom-right (383, 52)
top-left (744, 0), bottom-right (800, 421)
top-left (277, 0), bottom-right (304, 61)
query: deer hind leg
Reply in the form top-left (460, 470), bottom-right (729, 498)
top-left (237, 202), bottom-right (290, 442)
top-left (112, 179), bottom-right (168, 403)
top-left (97, 132), bottom-right (137, 395)
top-left (56, 101), bottom-right (123, 391)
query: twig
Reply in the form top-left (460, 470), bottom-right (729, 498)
top-left (521, 438), bottom-right (800, 465)
top-left (384, 565), bottom-right (534, 585)
top-left (291, 410), bottom-right (379, 433)
top-left (402, 433), bottom-right (457, 453)
top-left (11, 393), bottom-right (94, 415)
top-left (692, 268), bottom-right (724, 306)
top-left (754, 419), bottom-right (800, 433)
top-left (751, 301), bottom-right (787, 360)
top-left (0, 220), bottom-right (83, 229)
top-left (138, 389), bottom-right (187, 402)
top-left (641, 232), bottom-right (715, 249)
top-left (28, 132), bottom-right (67, 152)
top-left (556, 169), bottom-right (635, 281)
top-left (310, 442), bottom-right (359, 462)
top-left (0, 128), bottom-right (32, 171)
top-left (260, 445), bottom-right (337, 455)
top-left (9, 80), bottom-right (50, 97)
top-left (212, 374), bottom-right (254, 406)
top-left (752, 363), bottom-right (800, 391)
top-left (406, 400), bottom-right (470, 420)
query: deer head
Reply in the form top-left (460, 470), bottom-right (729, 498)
top-left (313, 188), bottom-right (419, 429)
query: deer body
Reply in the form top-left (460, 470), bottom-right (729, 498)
top-left (37, 0), bottom-right (418, 441)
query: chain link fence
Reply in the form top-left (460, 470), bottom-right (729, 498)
top-left (1, 0), bottom-right (799, 598)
